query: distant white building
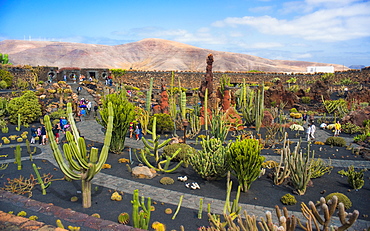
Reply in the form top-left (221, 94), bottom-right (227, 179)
top-left (306, 66), bottom-right (334, 73)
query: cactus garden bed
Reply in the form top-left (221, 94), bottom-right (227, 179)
top-left (0, 134), bottom-right (369, 230)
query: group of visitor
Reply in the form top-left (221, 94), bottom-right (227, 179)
top-left (129, 122), bottom-right (143, 140)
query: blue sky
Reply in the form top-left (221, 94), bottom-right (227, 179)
top-left (1, 0), bottom-right (369, 67)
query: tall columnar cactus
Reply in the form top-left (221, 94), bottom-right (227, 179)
top-left (273, 133), bottom-right (291, 185)
top-left (131, 189), bottom-right (151, 230)
top-left (204, 88), bottom-right (209, 131)
top-left (146, 77), bottom-right (154, 112)
top-left (44, 102), bottom-right (114, 208)
top-left (180, 91), bottom-right (187, 120)
top-left (229, 138), bottom-right (265, 192)
top-left (14, 145), bottom-right (22, 170)
top-left (32, 163), bottom-right (51, 195)
top-left (16, 114), bottom-right (21, 131)
top-left (255, 84), bottom-right (265, 133)
top-left (209, 110), bottom-right (229, 143)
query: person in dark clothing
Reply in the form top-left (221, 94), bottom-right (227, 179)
top-left (41, 125), bottom-right (47, 145)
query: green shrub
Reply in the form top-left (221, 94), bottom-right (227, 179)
top-left (0, 69), bottom-right (14, 88)
top-left (353, 134), bottom-right (368, 142)
top-left (7, 91), bottom-right (42, 125)
top-left (280, 194), bottom-right (297, 205)
top-left (189, 137), bottom-right (230, 180)
top-left (325, 136), bottom-right (346, 147)
top-left (338, 165), bottom-right (366, 190)
top-left (289, 108), bottom-right (298, 113)
top-left (149, 114), bottom-right (174, 134)
top-left (301, 96), bottom-right (311, 104)
top-left (16, 79), bottom-right (29, 90)
top-left (341, 123), bottom-right (361, 134)
top-left (363, 119), bottom-right (370, 127)
top-left (49, 108), bottom-right (67, 120)
top-left (162, 143), bottom-right (195, 164)
top-left (229, 139), bottom-right (265, 192)
top-left (309, 158), bottom-right (333, 178)
top-left (159, 177), bottom-right (174, 185)
top-left (0, 80), bottom-right (7, 89)
top-left (325, 193), bottom-right (352, 209)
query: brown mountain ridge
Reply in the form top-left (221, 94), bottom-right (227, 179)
top-left (0, 38), bottom-right (347, 72)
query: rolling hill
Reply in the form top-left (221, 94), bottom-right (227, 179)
top-left (0, 38), bottom-right (347, 72)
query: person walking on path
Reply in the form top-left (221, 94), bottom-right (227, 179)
top-left (310, 122), bottom-right (316, 141)
top-left (30, 126), bottom-right (37, 144)
top-left (306, 124), bottom-right (312, 142)
top-left (77, 86), bottom-right (82, 96)
top-left (129, 122), bottom-right (134, 139)
top-left (37, 126), bottom-right (42, 145)
top-left (52, 124), bottom-right (60, 144)
top-left (41, 125), bottom-right (47, 145)
top-left (334, 121), bottom-right (341, 136)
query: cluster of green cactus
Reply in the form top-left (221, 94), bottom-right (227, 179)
top-left (162, 142), bottom-right (195, 165)
top-left (131, 189), bottom-right (151, 229)
top-left (286, 140), bottom-right (314, 195)
top-left (140, 117), bottom-right (183, 172)
top-left (223, 171), bottom-right (241, 216)
top-left (56, 219), bottom-right (80, 231)
top-left (338, 165), bottom-right (366, 190)
top-left (322, 96), bottom-right (348, 117)
top-left (186, 110), bottom-right (201, 138)
top-left (273, 134), bottom-right (291, 185)
top-left (97, 91), bottom-right (135, 154)
top-left (0, 53), bottom-right (11, 64)
top-left (238, 80), bottom-right (265, 132)
top-left (45, 102), bottom-right (114, 208)
top-left (189, 136), bottom-right (230, 180)
top-left (309, 158), bottom-right (333, 179)
top-left (229, 138), bottom-right (265, 192)
top-left (209, 110), bottom-right (229, 143)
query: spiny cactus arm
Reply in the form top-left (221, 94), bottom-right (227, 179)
top-left (156, 138), bottom-right (171, 149)
top-left (304, 202), bottom-right (322, 229)
top-left (66, 103), bottom-right (80, 143)
top-left (95, 102), bottom-right (114, 172)
top-left (327, 196), bottom-right (338, 219)
top-left (142, 137), bottom-right (155, 150)
top-left (63, 144), bottom-right (82, 171)
top-left (337, 203), bottom-right (359, 231)
top-left (65, 133), bottom-right (89, 169)
top-left (85, 163), bottom-right (96, 181)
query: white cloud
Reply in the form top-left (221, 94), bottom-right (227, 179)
top-left (250, 42), bottom-right (283, 49)
top-left (294, 53), bottom-right (313, 58)
top-left (212, 1), bottom-right (370, 42)
top-left (248, 5), bottom-right (273, 13)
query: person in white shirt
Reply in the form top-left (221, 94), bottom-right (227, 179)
top-left (310, 122), bottom-right (316, 141)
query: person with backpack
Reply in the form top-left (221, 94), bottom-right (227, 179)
top-left (52, 124), bottom-right (60, 144)
top-left (30, 126), bottom-right (37, 144)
